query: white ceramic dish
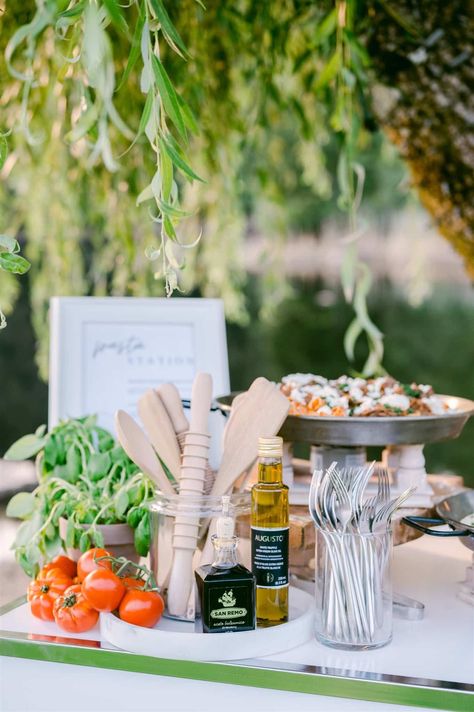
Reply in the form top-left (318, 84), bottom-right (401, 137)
top-left (100, 586), bottom-right (314, 661)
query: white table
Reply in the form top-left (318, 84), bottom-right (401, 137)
top-left (1, 533), bottom-right (473, 712)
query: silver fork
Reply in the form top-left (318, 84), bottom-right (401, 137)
top-left (372, 486), bottom-right (416, 533)
top-left (328, 467), bottom-right (353, 533)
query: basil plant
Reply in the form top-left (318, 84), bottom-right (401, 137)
top-left (5, 416), bottom-right (155, 577)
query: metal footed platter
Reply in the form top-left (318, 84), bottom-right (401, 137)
top-left (216, 394), bottom-right (474, 446)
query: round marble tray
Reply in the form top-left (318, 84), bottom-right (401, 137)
top-left (101, 586), bottom-right (314, 661)
top-left (216, 394), bottom-right (474, 446)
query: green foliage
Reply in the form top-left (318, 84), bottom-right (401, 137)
top-left (0, 1), bottom-right (385, 370)
top-left (6, 416), bottom-right (156, 576)
top-left (0, 235), bottom-right (30, 329)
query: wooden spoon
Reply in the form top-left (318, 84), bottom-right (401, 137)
top-left (115, 410), bottom-right (175, 496)
top-left (138, 390), bottom-right (182, 479)
top-left (212, 377), bottom-right (290, 497)
top-left (200, 378), bottom-right (290, 566)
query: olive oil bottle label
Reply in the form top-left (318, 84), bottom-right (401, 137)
top-left (207, 585), bottom-right (253, 631)
top-left (251, 526), bottom-right (289, 588)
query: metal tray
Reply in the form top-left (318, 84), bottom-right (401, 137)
top-left (1, 597), bottom-right (472, 711)
top-left (216, 394), bottom-right (474, 446)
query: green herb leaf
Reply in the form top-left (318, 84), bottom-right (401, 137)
top-left (88, 452), bottom-right (111, 480)
top-left (114, 489), bottom-right (129, 518)
top-left (6, 492), bottom-right (36, 519)
top-left (44, 533), bottom-right (62, 559)
top-left (79, 531), bottom-right (91, 552)
top-left (65, 517), bottom-right (75, 548)
top-left (134, 511), bottom-right (150, 556)
top-left (126, 506), bottom-right (142, 529)
top-left (4, 432), bottom-right (46, 460)
top-left (66, 446), bottom-right (82, 481)
top-left (25, 541), bottom-right (41, 565)
top-left (16, 548), bottom-right (39, 578)
top-left (93, 528), bottom-right (105, 548)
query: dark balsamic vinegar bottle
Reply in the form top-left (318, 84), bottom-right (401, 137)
top-left (195, 497), bottom-right (256, 634)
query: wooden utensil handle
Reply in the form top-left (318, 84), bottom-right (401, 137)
top-left (157, 383), bottom-right (189, 434)
top-left (189, 373), bottom-right (213, 434)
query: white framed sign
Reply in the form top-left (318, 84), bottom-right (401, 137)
top-left (48, 297), bottom-right (230, 439)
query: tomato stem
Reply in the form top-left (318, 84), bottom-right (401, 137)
top-left (95, 554), bottom-right (159, 592)
top-left (62, 593), bottom-right (77, 608)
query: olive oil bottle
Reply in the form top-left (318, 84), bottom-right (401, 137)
top-left (251, 436), bottom-right (289, 626)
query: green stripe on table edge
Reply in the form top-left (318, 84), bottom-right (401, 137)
top-left (0, 636), bottom-right (471, 711)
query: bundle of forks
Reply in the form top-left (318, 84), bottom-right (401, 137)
top-left (309, 463), bottom-right (415, 648)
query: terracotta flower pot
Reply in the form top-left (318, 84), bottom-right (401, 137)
top-left (59, 517), bottom-right (139, 563)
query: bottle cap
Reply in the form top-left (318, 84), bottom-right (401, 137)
top-left (258, 436), bottom-right (283, 458)
top-left (215, 495), bottom-right (234, 539)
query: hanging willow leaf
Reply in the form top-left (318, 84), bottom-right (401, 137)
top-left (57, 2), bottom-right (85, 20)
top-left (151, 54), bottom-right (187, 141)
top-left (118, 2), bottom-right (145, 89)
top-left (164, 216), bottom-right (177, 240)
top-left (177, 95), bottom-right (199, 134)
top-left (313, 8), bottom-right (337, 46)
top-left (138, 90), bottom-right (154, 136)
top-left (344, 316), bottom-right (363, 362)
top-left (161, 146), bottom-right (173, 201)
top-left (0, 235), bottom-right (19, 253)
top-left (314, 49), bottom-right (341, 91)
top-left (0, 252), bottom-right (31, 274)
top-left (148, 0), bottom-right (189, 58)
top-left (156, 196), bottom-right (192, 219)
top-left (66, 103), bottom-right (99, 142)
top-left (0, 136), bottom-right (8, 170)
top-left (5, 9), bottom-right (51, 81)
top-left (159, 135), bottom-right (204, 182)
top-left (103, 0), bottom-right (129, 36)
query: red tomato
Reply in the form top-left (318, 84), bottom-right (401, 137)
top-left (82, 569), bottom-right (125, 612)
top-left (77, 548), bottom-right (112, 582)
top-left (119, 590), bottom-right (164, 628)
top-left (40, 555), bottom-right (77, 579)
top-left (27, 570), bottom-right (74, 621)
top-left (53, 585), bottom-right (99, 633)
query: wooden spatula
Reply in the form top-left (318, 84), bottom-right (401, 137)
top-left (115, 410), bottom-right (175, 496)
top-left (138, 389), bottom-right (182, 479)
top-left (211, 377), bottom-right (290, 498)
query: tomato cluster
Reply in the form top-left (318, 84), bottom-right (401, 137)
top-left (28, 550), bottom-right (164, 633)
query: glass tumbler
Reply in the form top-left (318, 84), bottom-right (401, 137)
top-left (150, 492), bottom-right (251, 621)
top-left (315, 529), bottom-right (393, 650)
